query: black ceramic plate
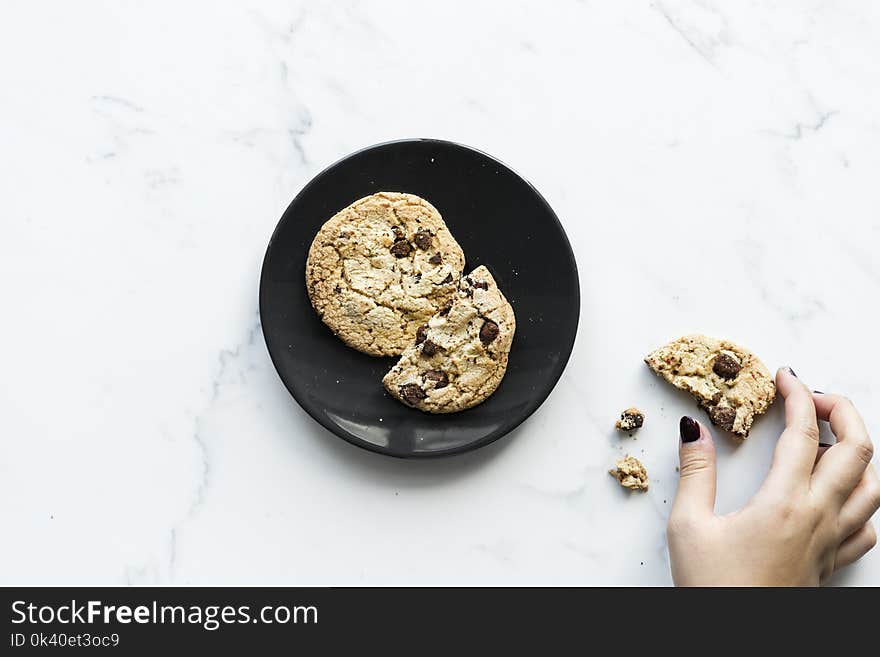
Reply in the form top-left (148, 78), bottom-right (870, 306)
top-left (260, 139), bottom-right (579, 458)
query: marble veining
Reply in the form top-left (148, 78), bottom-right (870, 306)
top-left (1, 0), bottom-right (878, 585)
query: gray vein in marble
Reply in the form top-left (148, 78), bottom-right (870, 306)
top-left (187, 319), bottom-right (262, 518)
top-left (88, 95), bottom-right (155, 161)
top-left (289, 116), bottom-right (312, 166)
top-left (561, 539), bottom-right (603, 561)
top-left (285, 7), bottom-right (309, 40)
top-left (144, 168), bottom-right (181, 190)
top-left (91, 95), bottom-right (145, 113)
top-left (773, 110), bottom-right (838, 141)
top-left (655, 1), bottom-right (721, 70)
top-left (241, 13), bottom-right (315, 172)
top-left (127, 316), bottom-right (263, 583)
top-left (208, 319), bottom-right (263, 403)
top-left (838, 239), bottom-right (880, 286)
top-left (195, 316), bottom-right (262, 510)
top-left (738, 239), bottom-right (827, 325)
top-left (168, 528), bottom-right (178, 575)
top-left (555, 372), bottom-right (602, 429)
top-left (250, 9), bottom-right (301, 45)
top-left (762, 92), bottom-right (839, 141)
top-left (519, 481), bottom-right (592, 504)
top-left (338, 3), bottom-right (390, 43)
top-left (225, 127), bottom-right (276, 149)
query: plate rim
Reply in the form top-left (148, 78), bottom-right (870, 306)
top-left (259, 137), bottom-right (580, 458)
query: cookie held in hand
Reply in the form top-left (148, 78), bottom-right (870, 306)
top-left (644, 334), bottom-right (776, 439)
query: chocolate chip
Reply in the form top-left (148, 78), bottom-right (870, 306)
top-left (413, 230), bottom-right (432, 250)
top-left (698, 390), bottom-right (722, 411)
top-left (709, 406), bottom-right (737, 431)
top-left (338, 231), bottom-right (352, 239)
top-left (713, 353), bottom-right (742, 379)
top-left (472, 280), bottom-right (488, 290)
top-left (421, 340), bottom-right (441, 357)
top-left (399, 383), bottom-right (426, 405)
top-left (479, 320), bottom-right (499, 343)
top-left (428, 253), bottom-right (442, 265)
top-left (697, 390), bottom-right (722, 413)
top-left (441, 273), bottom-right (453, 284)
top-left (392, 226), bottom-right (405, 240)
top-left (333, 284), bottom-right (341, 294)
top-left (413, 273), bottom-right (421, 282)
top-left (423, 370), bottom-right (448, 389)
top-left (438, 302), bottom-right (452, 316)
top-left (390, 240), bottom-right (412, 258)
top-left (415, 324), bottom-right (428, 345)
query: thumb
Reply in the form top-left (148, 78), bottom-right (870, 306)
top-left (672, 416), bottom-right (717, 518)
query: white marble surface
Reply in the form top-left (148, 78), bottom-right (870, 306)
top-left (2, 0), bottom-right (878, 585)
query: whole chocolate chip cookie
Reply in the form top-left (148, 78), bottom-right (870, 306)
top-left (382, 266), bottom-right (516, 413)
top-left (644, 335), bottom-right (776, 439)
top-left (306, 192), bottom-right (465, 356)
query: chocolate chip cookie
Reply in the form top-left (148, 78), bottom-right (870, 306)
top-left (645, 335), bottom-right (776, 439)
top-left (382, 266), bottom-right (516, 413)
top-left (306, 192), bottom-right (465, 356)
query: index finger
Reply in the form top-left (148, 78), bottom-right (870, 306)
top-left (765, 367), bottom-right (820, 488)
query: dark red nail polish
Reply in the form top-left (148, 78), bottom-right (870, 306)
top-left (818, 442), bottom-right (833, 448)
top-left (680, 416), bottom-right (700, 443)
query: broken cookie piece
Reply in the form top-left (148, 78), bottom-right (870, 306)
top-left (609, 455), bottom-right (649, 491)
top-left (615, 407), bottom-right (645, 433)
top-left (383, 265), bottom-right (516, 413)
top-left (644, 334), bottom-right (776, 439)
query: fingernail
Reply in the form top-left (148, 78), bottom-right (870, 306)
top-left (813, 390), bottom-right (823, 394)
top-left (786, 367), bottom-right (797, 377)
top-left (818, 442), bottom-right (833, 448)
top-left (680, 416), bottom-right (701, 443)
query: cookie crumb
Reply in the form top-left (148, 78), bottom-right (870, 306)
top-left (609, 455), bottom-right (649, 491)
top-left (615, 407), bottom-right (645, 432)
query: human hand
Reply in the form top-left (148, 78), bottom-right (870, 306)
top-left (667, 367), bottom-right (878, 586)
